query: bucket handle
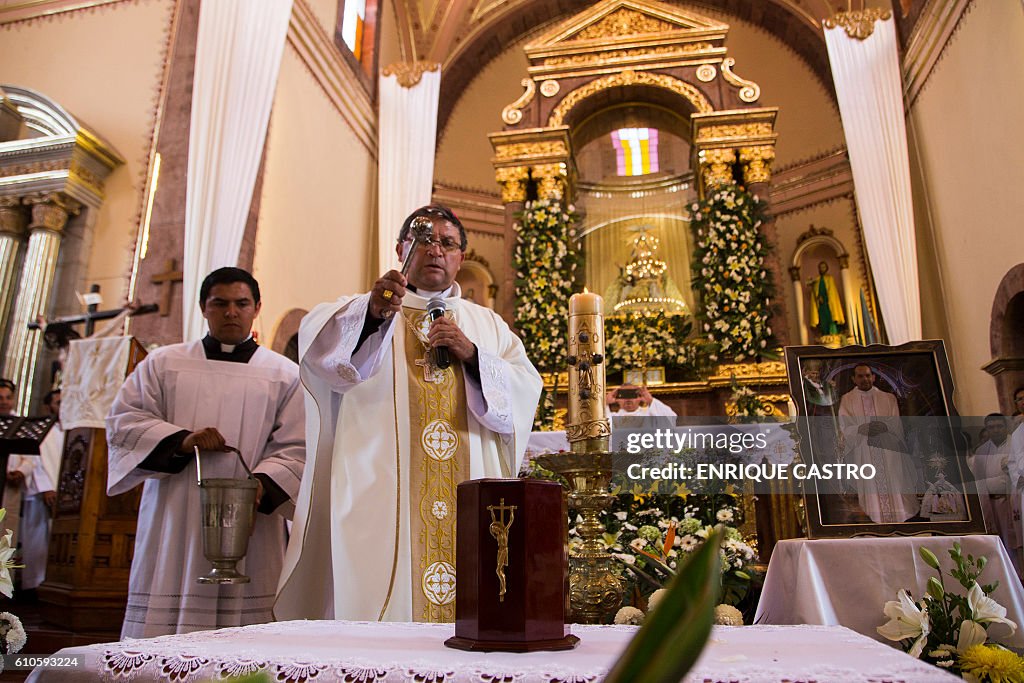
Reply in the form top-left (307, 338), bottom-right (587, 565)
top-left (194, 445), bottom-right (255, 486)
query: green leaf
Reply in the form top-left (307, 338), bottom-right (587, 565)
top-left (604, 529), bottom-right (722, 683)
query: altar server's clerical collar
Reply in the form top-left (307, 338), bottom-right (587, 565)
top-left (202, 334), bottom-right (258, 363)
top-left (406, 285), bottom-right (454, 299)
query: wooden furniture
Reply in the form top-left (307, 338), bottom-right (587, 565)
top-left (446, 478), bottom-right (577, 651)
top-left (39, 337), bottom-right (146, 632)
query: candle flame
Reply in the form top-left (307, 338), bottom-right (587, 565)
top-left (583, 286), bottom-right (589, 294)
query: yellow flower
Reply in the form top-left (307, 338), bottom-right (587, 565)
top-left (959, 643), bottom-right (1024, 683)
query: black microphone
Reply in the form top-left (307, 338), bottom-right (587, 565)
top-left (426, 297), bottom-right (451, 369)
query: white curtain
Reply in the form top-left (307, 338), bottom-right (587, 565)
top-left (824, 16), bottom-right (921, 344)
top-left (377, 66), bottom-right (441, 275)
top-left (183, 0), bottom-right (294, 341)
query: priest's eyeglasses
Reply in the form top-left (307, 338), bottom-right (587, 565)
top-left (404, 235), bottom-right (463, 253)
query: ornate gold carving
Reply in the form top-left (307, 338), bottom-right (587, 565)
top-left (713, 360), bottom-right (787, 380)
top-left (540, 79), bottom-right (560, 97)
top-left (721, 58), bottom-right (761, 103)
top-left (696, 123), bottom-right (774, 142)
top-left (69, 161), bottom-right (106, 195)
top-left (725, 393), bottom-right (789, 418)
top-left (570, 8), bottom-right (675, 41)
top-left (531, 162), bottom-right (566, 200)
top-left (502, 78), bottom-right (536, 126)
top-left (541, 43), bottom-right (714, 68)
top-left (796, 224), bottom-right (834, 245)
top-left (0, 197), bottom-right (26, 236)
top-left (549, 70), bottom-right (712, 127)
top-left (24, 192), bottom-right (80, 233)
top-left (823, 9), bottom-right (893, 40)
top-left (698, 148), bottom-right (736, 189)
top-left (494, 140), bottom-right (568, 160)
top-left (495, 166), bottom-right (529, 203)
top-left (382, 61), bottom-right (441, 88)
top-left (565, 418), bottom-right (612, 442)
top-left (0, 160), bottom-right (67, 178)
top-left (696, 64), bottom-right (717, 82)
top-left (739, 145), bottom-right (776, 184)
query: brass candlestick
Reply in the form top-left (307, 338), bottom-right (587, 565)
top-left (538, 292), bottom-right (622, 623)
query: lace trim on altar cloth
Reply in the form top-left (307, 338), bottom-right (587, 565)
top-left (61, 622), bottom-right (958, 683)
top-left (474, 348), bottom-right (513, 434)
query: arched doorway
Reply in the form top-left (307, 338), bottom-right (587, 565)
top-left (986, 264), bottom-right (1024, 414)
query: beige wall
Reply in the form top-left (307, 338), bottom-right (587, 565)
top-left (253, 45), bottom-right (376, 344)
top-left (909, 1), bottom-right (1024, 414)
top-left (0, 0), bottom-right (175, 304)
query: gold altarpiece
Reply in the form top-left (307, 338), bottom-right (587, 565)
top-left (487, 0), bottom-right (801, 555)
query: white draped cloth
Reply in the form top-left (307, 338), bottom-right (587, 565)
top-left (182, 0), bottom-right (293, 341)
top-left (838, 386), bottom-right (920, 523)
top-left (824, 16), bottom-right (921, 343)
top-left (276, 282), bottom-right (541, 622)
top-left (106, 341), bottom-right (305, 638)
top-left (61, 337), bottom-right (133, 430)
top-left (376, 66), bottom-right (440, 275)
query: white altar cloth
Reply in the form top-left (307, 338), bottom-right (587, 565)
top-left (27, 620), bottom-right (956, 682)
top-left (755, 535), bottom-right (1024, 648)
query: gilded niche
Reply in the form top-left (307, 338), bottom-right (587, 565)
top-left (569, 8), bottom-right (676, 41)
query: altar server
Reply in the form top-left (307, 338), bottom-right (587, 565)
top-left (107, 267), bottom-right (305, 638)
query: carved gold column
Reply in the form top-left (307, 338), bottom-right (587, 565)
top-left (739, 145), bottom-right (775, 186)
top-left (698, 148), bottom-right (736, 192)
top-left (2, 192), bottom-right (80, 413)
top-left (531, 162), bottom-right (567, 200)
top-left (495, 166), bottom-right (529, 321)
top-left (0, 197), bottom-right (27, 352)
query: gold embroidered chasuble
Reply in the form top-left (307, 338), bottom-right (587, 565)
top-left (401, 305), bottom-right (470, 622)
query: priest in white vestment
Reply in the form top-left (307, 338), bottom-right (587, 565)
top-left (972, 414), bottom-right (1021, 573)
top-left (276, 204), bottom-right (541, 623)
top-left (106, 268), bottom-right (305, 639)
top-left (838, 364), bottom-right (920, 524)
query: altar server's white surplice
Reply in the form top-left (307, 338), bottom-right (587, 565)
top-left (107, 340), bottom-right (304, 638)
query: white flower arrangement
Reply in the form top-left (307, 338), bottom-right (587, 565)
top-left (877, 544), bottom-right (1024, 679)
top-left (514, 199), bottom-right (580, 429)
top-left (690, 185), bottom-right (775, 362)
top-left (0, 509), bottom-right (26, 659)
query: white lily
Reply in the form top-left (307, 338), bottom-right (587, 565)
top-left (0, 529), bottom-right (15, 599)
top-left (967, 583), bottom-right (1017, 636)
top-left (957, 619), bottom-right (988, 652)
top-left (877, 589), bottom-right (930, 657)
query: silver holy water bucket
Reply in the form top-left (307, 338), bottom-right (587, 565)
top-left (196, 446), bottom-right (257, 585)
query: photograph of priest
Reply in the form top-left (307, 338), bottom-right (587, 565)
top-left (276, 204), bottom-right (541, 624)
top-left (837, 363), bottom-right (920, 524)
top-left (106, 267), bottom-right (305, 638)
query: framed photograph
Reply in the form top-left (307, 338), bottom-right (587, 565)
top-left (785, 340), bottom-right (985, 539)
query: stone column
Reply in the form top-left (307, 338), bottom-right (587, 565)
top-left (0, 197), bottom-right (27, 354)
top-left (495, 166), bottom-right (529, 323)
top-left (2, 192), bottom-right (80, 413)
top-left (789, 266), bottom-right (808, 345)
top-left (739, 144), bottom-right (788, 345)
